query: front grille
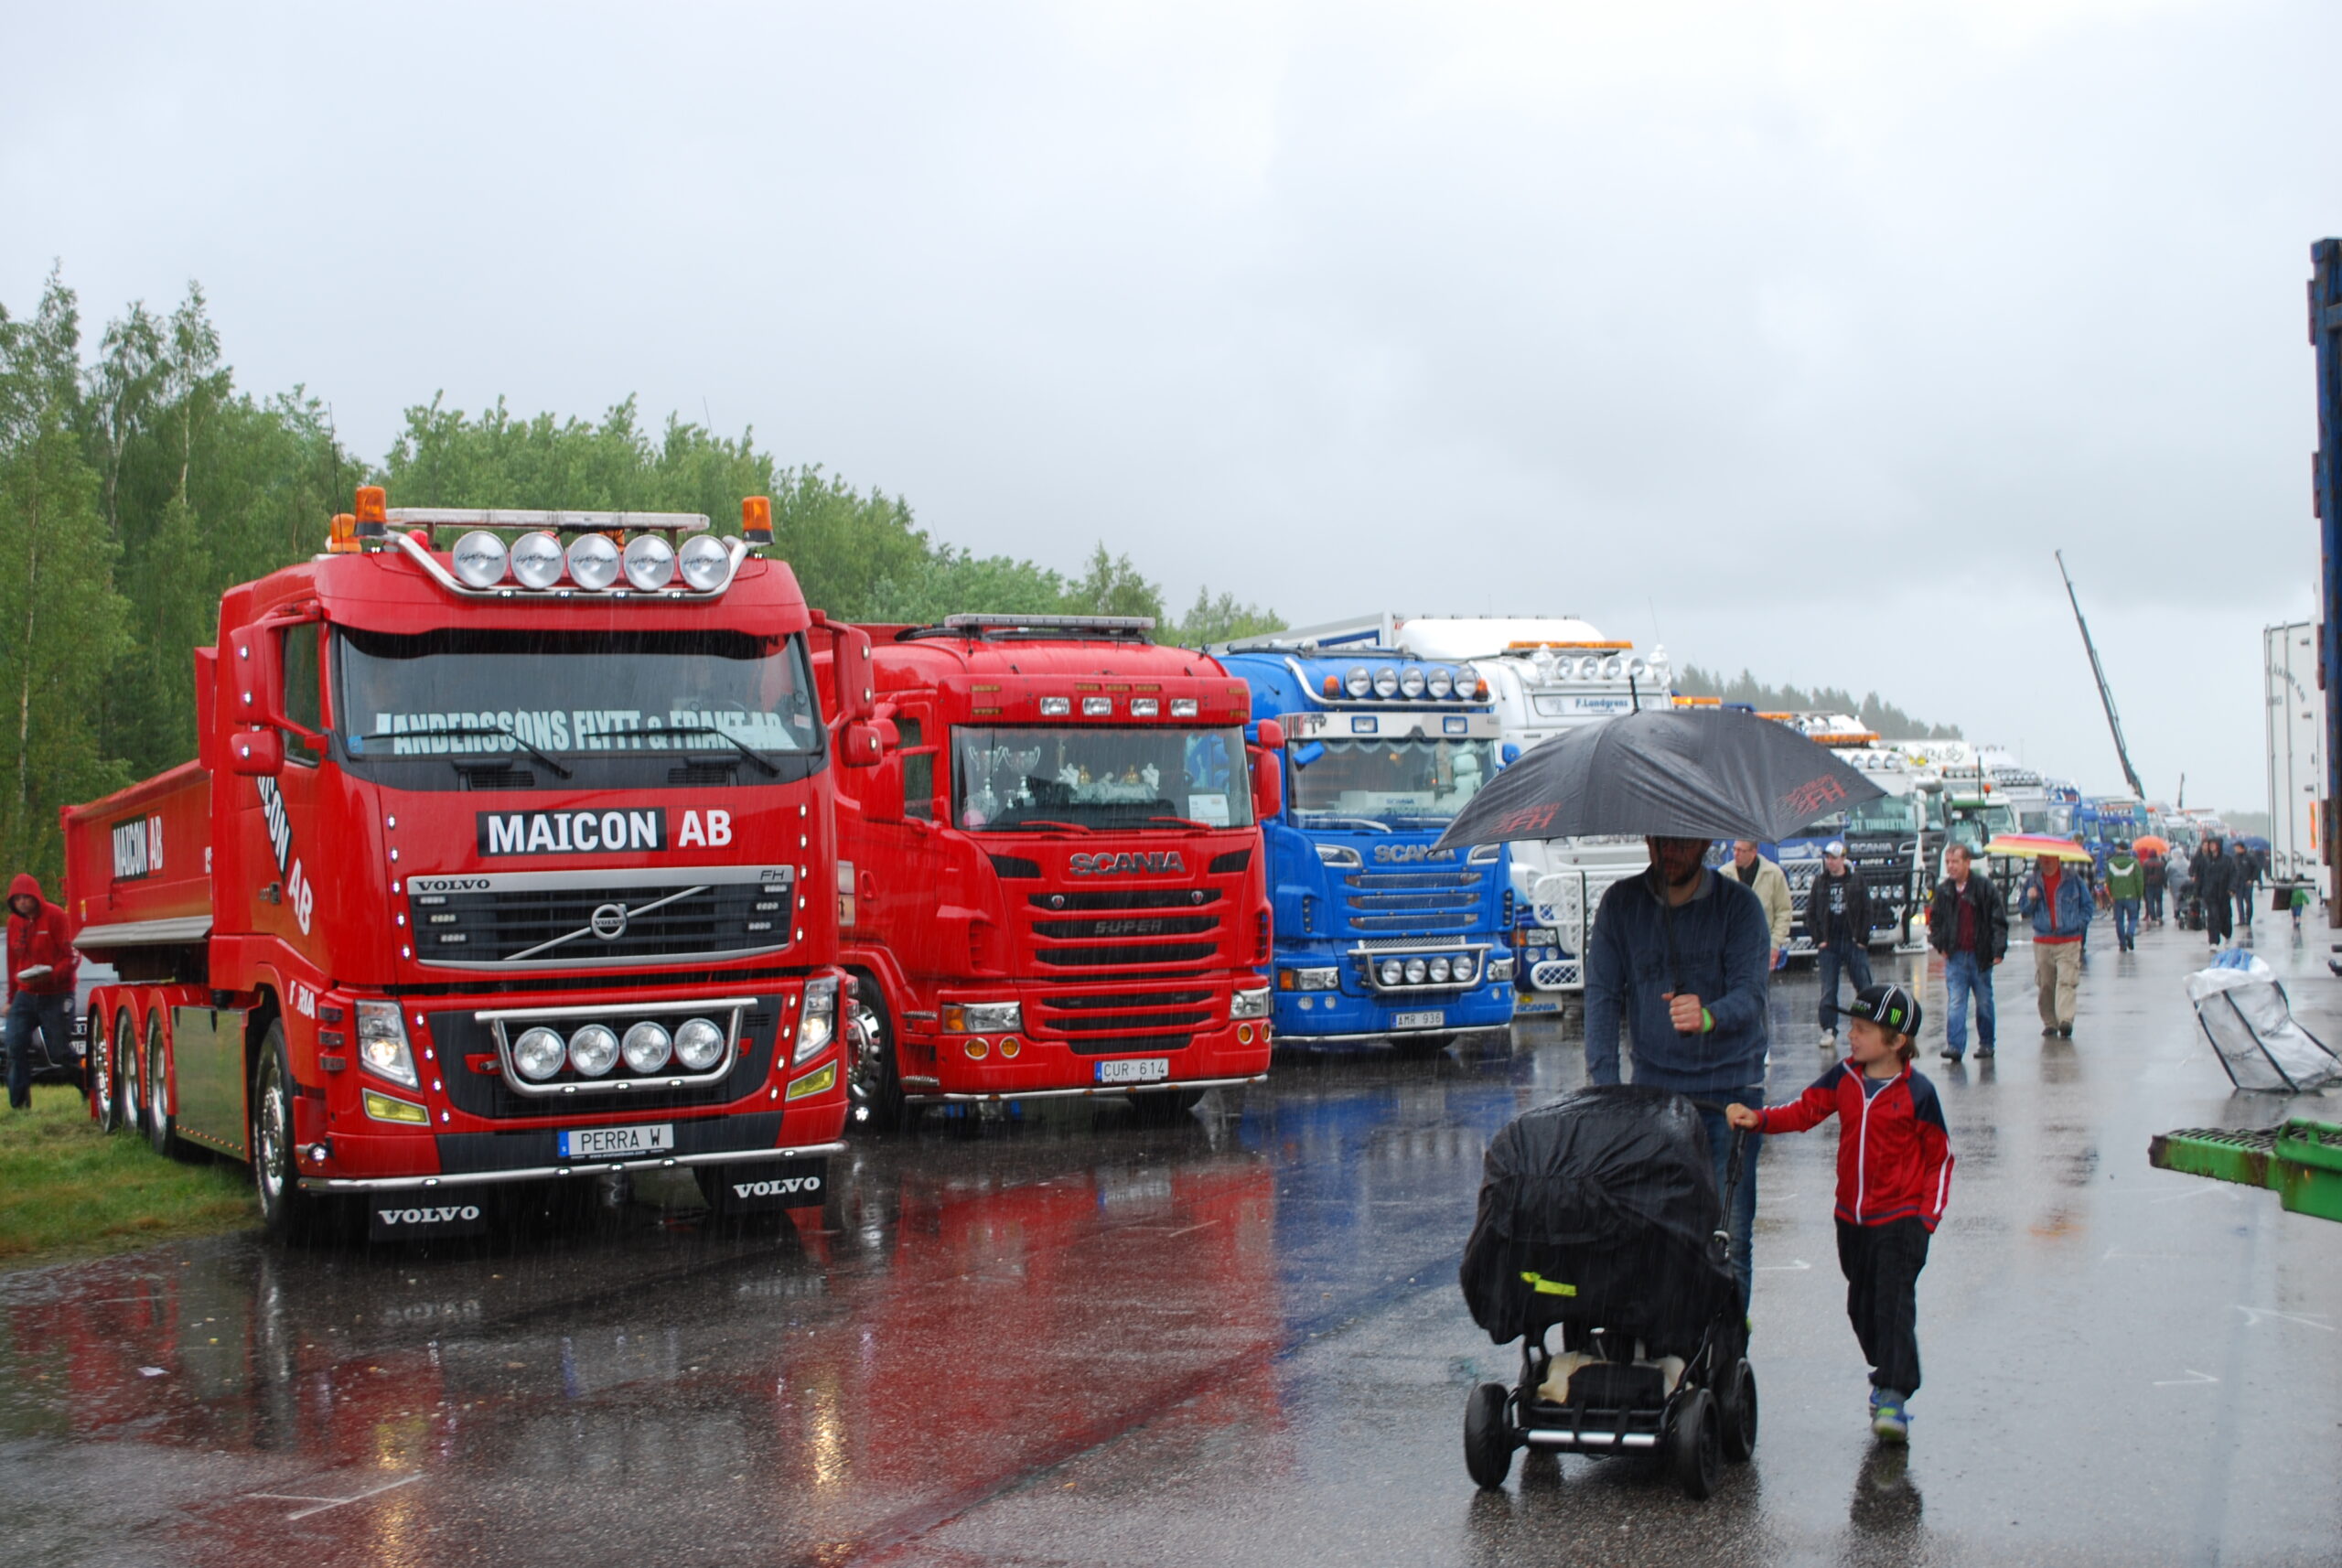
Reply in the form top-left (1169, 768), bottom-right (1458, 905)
top-left (1032, 984), bottom-right (1213, 1055)
top-left (433, 999), bottom-right (780, 1121)
top-left (1025, 886), bottom-right (1222, 969)
top-left (1341, 869), bottom-right (1479, 935)
top-left (459, 766), bottom-right (536, 790)
top-left (406, 865), bottom-right (795, 969)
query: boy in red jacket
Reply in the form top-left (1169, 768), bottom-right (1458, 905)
top-left (1727, 983), bottom-right (1951, 1442)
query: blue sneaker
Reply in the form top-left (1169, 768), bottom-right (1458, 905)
top-left (1871, 1389), bottom-right (1909, 1443)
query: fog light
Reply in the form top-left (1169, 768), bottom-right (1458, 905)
top-left (567, 1024), bottom-right (618, 1077)
top-left (1428, 957), bottom-right (1451, 983)
top-left (1451, 954), bottom-right (1477, 983)
top-left (361, 1089), bottom-right (428, 1124)
top-left (997, 1037), bottom-right (1022, 1058)
top-left (963, 1037), bottom-right (990, 1060)
top-left (673, 1017), bottom-right (725, 1071)
top-left (1237, 1023), bottom-right (1254, 1045)
top-left (306, 1144), bottom-right (328, 1163)
top-left (1404, 959), bottom-right (1428, 984)
top-left (1380, 959), bottom-right (1404, 985)
top-left (785, 1060), bottom-right (837, 1101)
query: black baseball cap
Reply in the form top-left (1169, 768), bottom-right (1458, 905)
top-left (1848, 983), bottom-right (1923, 1039)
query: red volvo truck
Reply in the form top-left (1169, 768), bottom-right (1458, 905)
top-left (65, 488), bottom-right (872, 1240)
top-left (816, 614), bottom-right (1280, 1129)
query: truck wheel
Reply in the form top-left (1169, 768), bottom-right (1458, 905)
top-left (91, 1009), bottom-right (118, 1133)
top-left (113, 1009), bottom-right (143, 1138)
top-left (846, 985), bottom-right (910, 1134)
top-left (253, 1021), bottom-right (338, 1246)
top-left (145, 1012), bottom-right (180, 1158)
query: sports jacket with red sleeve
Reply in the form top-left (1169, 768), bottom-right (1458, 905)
top-left (1750, 1063), bottom-right (1953, 1230)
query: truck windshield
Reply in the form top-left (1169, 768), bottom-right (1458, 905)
top-left (1288, 736), bottom-right (1498, 826)
top-left (952, 726), bottom-right (1254, 832)
top-left (1845, 795), bottom-right (1918, 833)
top-left (333, 626), bottom-right (826, 788)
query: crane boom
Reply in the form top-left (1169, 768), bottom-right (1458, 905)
top-left (2057, 549), bottom-right (2146, 800)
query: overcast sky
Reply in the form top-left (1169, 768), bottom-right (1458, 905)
top-left (8, 0), bottom-right (2337, 810)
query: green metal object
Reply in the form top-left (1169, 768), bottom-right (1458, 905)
top-left (2149, 1120), bottom-right (2342, 1222)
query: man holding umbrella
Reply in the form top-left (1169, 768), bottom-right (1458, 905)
top-left (1585, 836), bottom-right (1774, 1308)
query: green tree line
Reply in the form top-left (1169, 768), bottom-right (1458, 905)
top-left (0, 271), bottom-right (1280, 884)
top-left (1674, 664), bottom-right (1962, 740)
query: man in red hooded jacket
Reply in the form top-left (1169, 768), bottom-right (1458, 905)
top-left (6, 874), bottom-right (81, 1109)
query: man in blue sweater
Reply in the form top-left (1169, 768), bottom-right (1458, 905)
top-left (1585, 835), bottom-right (1775, 1309)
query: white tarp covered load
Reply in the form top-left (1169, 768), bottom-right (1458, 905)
top-left (2185, 955), bottom-right (2342, 1092)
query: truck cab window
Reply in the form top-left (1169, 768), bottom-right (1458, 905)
top-left (893, 715), bottom-right (934, 821)
top-left (282, 625), bottom-right (322, 764)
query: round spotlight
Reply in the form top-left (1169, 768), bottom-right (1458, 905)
top-left (1373, 667), bottom-right (1400, 698)
top-left (621, 533), bottom-right (676, 590)
top-left (510, 532), bottom-right (565, 589)
top-left (677, 533), bottom-right (732, 591)
top-left (1403, 958), bottom-right (1428, 984)
top-left (1428, 956), bottom-right (1452, 983)
top-left (1346, 666), bottom-right (1372, 699)
top-left (1399, 668), bottom-right (1426, 698)
top-left (1379, 959), bottom-right (1404, 985)
top-left (1601, 657), bottom-right (1625, 680)
top-left (567, 1024), bottom-right (618, 1078)
top-left (1426, 667), bottom-right (1455, 699)
top-left (1628, 658), bottom-right (1649, 679)
top-left (512, 1026), bottom-right (565, 1081)
top-left (672, 1017), bottom-right (725, 1071)
top-left (565, 532), bottom-right (622, 590)
top-left (1451, 954), bottom-right (1477, 983)
top-left (450, 530), bottom-right (508, 588)
top-left (621, 1020), bottom-right (672, 1074)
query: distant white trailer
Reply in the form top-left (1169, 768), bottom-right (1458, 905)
top-left (2265, 621), bottom-right (2327, 897)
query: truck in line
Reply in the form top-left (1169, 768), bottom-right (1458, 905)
top-left (67, 489), bottom-right (857, 1241)
top-left (1217, 626), bottom-right (1516, 1050)
top-left (2264, 620), bottom-right (2327, 897)
top-left (819, 614), bottom-right (1276, 1131)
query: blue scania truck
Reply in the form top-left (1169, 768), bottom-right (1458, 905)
top-left (1217, 628), bottom-right (1516, 1049)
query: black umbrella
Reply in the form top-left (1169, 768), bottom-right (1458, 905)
top-left (1434, 706), bottom-right (1885, 851)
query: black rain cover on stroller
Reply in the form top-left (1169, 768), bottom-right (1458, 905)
top-left (1459, 1085), bottom-right (1738, 1357)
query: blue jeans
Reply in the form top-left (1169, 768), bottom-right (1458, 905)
top-left (1817, 941), bottom-right (1874, 1033)
top-left (5, 991), bottom-right (70, 1109)
top-left (1942, 950), bottom-right (1994, 1057)
top-left (1693, 1092), bottom-right (1762, 1316)
top-left (2113, 898), bottom-right (2140, 947)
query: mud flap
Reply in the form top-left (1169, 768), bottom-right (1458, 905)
top-left (709, 1156), bottom-right (830, 1212)
top-left (367, 1199), bottom-right (492, 1240)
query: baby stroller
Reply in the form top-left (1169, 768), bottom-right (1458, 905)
top-left (2177, 891), bottom-right (2206, 932)
top-left (1458, 1085), bottom-right (1756, 1498)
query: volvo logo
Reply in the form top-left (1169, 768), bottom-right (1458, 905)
top-left (1069, 852), bottom-right (1188, 875)
top-left (589, 902), bottom-right (629, 940)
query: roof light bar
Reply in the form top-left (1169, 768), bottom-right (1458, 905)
top-left (941, 613), bottom-right (1156, 632)
top-left (386, 508), bottom-right (711, 534)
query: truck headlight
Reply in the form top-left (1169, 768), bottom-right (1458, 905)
top-left (940, 999), bottom-right (1022, 1034)
top-left (1488, 956), bottom-right (1516, 982)
top-left (793, 977), bottom-right (840, 1064)
top-left (1279, 967), bottom-right (1340, 992)
top-left (355, 1001), bottom-right (417, 1088)
top-left (1316, 843), bottom-right (1362, 868)
top-left (1231, 985), bottom-right (1273, 1020)
top-left (1467, 843), bottom-right (1501, 864)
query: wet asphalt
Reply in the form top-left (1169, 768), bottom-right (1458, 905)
top-left (3, 916), bottom-right (2339, 1568)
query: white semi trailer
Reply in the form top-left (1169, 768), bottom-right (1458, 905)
top-left (2265, 621), bottom-right (2328, 897)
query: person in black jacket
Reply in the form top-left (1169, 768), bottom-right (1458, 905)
top-left (2229, 842), bottom-right (2259, 931)
top-left (2194, 836), bottom-right (2234, 947)
top-left (1927, 843), bottom-right (2008, 1061)
top-left (1810, 840), bottom-right (1874, 1050)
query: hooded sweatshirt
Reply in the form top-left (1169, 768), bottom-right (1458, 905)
top-left (6, 874), bottom-right (77, 996)
top-left (1585, 866), bottom-right (1772, 1092)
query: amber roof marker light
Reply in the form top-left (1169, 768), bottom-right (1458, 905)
top-left (743, 495), bottom-right (774, 548)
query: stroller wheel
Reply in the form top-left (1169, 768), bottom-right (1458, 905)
top-left (1670, 1387), bottom-right (1723, 1499)
top-left (1720, 1359), bottom-right (1758, 1463)
top-left (1464, 1382), bottom-right (1515, 1489)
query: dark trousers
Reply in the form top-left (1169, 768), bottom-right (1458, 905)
top-left (2235, 891), bottom-right (2254, 929)
top-left (1817, 940), bottom-right (1874, 1033)
top-left (4, 991), bottom-right (70, 1109)
top-left (1836, 1217), bottom-right (1929, 1396)
top-left (2144, 886), bottom-right (2165, 921)
top-left (1693, 1091), bottom-right (1762, 1316)
top-left (2205, 895), bottom-right (2233, 944)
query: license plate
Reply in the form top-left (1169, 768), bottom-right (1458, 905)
top-left (1391, 1010), bottom-right (1446, 1031)
top-left (1094, 1058), bottom-right (1170, 1085)
top-left (557, 1122), bottom-right (674, 1161)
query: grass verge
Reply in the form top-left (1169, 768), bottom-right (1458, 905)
top-left (0, 1084), bottom-right (255, 1271)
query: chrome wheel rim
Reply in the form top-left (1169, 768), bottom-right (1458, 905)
top-left (255, 1055), bottom-right (287, 1208)
top-left (846, 998), bottom-right (886, 1118)
top-left (115, 1015), bottom-right (140, 1126)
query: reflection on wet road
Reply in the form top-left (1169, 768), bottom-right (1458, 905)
top-left (3, 926), bottom-right (2338, 1566)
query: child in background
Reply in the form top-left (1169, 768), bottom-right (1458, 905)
top-left (1727, 983), bottom-right (1952, 1442)
top-left (2292, 884), bottom-right (2312, 932)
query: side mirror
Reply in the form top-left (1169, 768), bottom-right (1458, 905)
top-left (1256, 719), bottom-right (1285, 750)
top-left (1250, 744), bottom-right (1284, 821)
top-left (833, 627), bottom-right (877, 724)
top-left (1292, 740), bottom-right (1325, 769)
top-left (226, 623), bottom-right (286, 730)
top-left (228, 728), bottom-right (284, 777)
top-left (840, 717), bottom-right (888, 769)
top-left (1501, 743), bottom-right (1521, 765)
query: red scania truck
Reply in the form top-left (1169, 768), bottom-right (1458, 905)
top-left (65, 488), bottom-right (871, 1240)
top-left (816, 614), bottom-right (1279, 1130)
